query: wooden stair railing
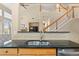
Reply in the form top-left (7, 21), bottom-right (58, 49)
top-left (59, 4), bottom-right (68, 11)
top-left (43, 8), bottom-right (73, 32)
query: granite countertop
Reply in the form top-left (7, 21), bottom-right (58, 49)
top-left (0, 40), bottom-right (79, 48)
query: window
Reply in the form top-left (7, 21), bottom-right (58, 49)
top-left (4, 11), bottom-right (12, 19)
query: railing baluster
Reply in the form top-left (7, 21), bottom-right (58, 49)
top-left (56, 21), bottom-right (58, 30)
top-left (43, 8), bottom-right (73, 32)
top-left (72, 7), bottom-right (75, 18)
top-left (43, 6), bottom-right (79, 32)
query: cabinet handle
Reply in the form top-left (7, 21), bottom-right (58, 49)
top-left (5, 50), bottom-right (8, 53)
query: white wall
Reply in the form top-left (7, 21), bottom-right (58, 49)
top-left (1, 3), bottom-right (13, 10)
top-left (69, 18), bottom-right (79, 43)
top-left (55, 18), bottom-right (79, 43)
top-left (12, 33), bottom-right (70, 40)
top-left (11, 4), bottom-right (19, 35)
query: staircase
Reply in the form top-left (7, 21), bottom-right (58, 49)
top-left (43, 6), bottom-right (75, 32)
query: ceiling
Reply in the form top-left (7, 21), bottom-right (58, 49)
top-left (20, 3), bottom-right (56, 11)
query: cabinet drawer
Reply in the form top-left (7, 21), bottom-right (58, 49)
top-left (0, 48), bottom-right (17, 55)
top-left (18, 48), bottom-right (56, 56)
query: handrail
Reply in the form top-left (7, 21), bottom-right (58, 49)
top-left (59, 4), bottom-right (68, 11)
top-left (43, 8), bottom-right (73, 32)
top-left (72, 6), bottom-right (79, 8)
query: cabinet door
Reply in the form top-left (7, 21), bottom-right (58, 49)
top-left (0, 48), bottom-right (17, 56)
top-left (18, 48), bottom-right (56, 56)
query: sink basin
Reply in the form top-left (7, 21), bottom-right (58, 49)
top-left (26, 40), bottom-right (51, 46)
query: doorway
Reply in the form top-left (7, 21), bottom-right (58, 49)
top-left (29, 22), bottom-right (39, 32)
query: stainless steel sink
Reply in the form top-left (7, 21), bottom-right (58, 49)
top-left (26, 40), bottom-right (51, 46)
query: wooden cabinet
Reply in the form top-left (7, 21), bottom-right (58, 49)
top-left (18, 48), bottom-right (56, 56)
top-left (0, 48), bottom-right (17, 56)
top-left (0, 48), bottom-right (56, 56)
